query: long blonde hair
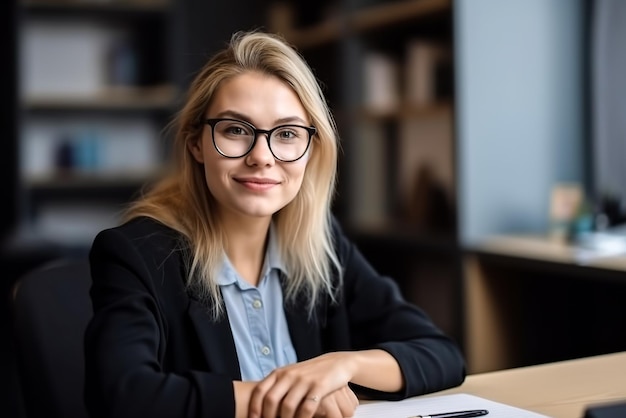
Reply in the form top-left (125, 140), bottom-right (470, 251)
top-left (123, 30), bottom-right (342, 318)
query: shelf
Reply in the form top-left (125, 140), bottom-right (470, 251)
top-left (468, 234), bottom-right (626, 275)
top-left (356, 101), bottom-right (453, 121)
top-left (23, 84), bottom-right (180, 112)
top-left (276, 16), bottom-right (342, 50)
top-left (22, 0), bottom-right (171, 15)
top-left (24, 171), bottom-right (159, 203)
top-left (3, 226), bottom-right (93, 257)
top-left (25, 169), bottom-right (161, 190)
top-left (274, 0), bottom-right (451, 49)
top-left (350, 0), bottom-right (451, 33)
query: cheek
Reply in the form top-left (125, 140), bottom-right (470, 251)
top-left (203, 164), bottom-right (217, 188)
top-left (287, 160), bottom-right (308, 187)
top-left (202, 159), bottom-right (230, 195)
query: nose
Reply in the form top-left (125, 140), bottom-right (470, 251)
top-left (245, 133), bottom-right (275, 166)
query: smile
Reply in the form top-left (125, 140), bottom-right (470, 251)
top-left (234, 177), bottom-right (280, 191)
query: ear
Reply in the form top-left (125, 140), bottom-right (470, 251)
top-left (187, 138), bottom-right (205, 163)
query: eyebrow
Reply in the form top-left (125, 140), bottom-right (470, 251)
top-left (213, 110), bottom-right (310, 126)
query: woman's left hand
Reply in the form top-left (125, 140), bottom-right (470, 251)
top-left (248, 352), bottom-right (358, 418)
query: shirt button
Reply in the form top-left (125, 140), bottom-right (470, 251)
top-left (261, 346), bottom-right (271, 356)
top-left (252, 299), bottom-right (262, 309)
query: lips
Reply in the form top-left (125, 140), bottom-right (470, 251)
top-left (234, 177), bottom-right (280, 191)
top-left (234, 177), bottom-right (280, 185)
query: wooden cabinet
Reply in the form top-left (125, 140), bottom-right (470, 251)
top-left (16, 0), bottom-right (180, 250)
top-left (268, 0), bottom-right (462, 342)
top-left (464, 235), bottom-right (626, 373)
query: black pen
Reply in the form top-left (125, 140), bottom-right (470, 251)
top-left (407, 409), bottom-right (489, 418)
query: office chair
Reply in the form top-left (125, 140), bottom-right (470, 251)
top-left (10, 258), bottom-right (92, 418)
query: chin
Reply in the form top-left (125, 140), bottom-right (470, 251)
top-left (236, 198), bottom-right (291, 217)
top-left (236, 205), bottom-right (280, 219)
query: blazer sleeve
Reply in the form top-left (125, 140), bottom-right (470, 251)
top-left (331, 219), bottom-right (467, 400)
top-left (84, 226), bottom-right (236, 418)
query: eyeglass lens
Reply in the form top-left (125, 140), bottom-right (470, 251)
top-left (212, 119), bottom-right (310, 161)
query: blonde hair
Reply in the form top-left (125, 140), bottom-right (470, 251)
top-left (123, 30), bottom-right (342, 318)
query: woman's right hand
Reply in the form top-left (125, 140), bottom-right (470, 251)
top-left (239, 381), bottom-right (358, 418)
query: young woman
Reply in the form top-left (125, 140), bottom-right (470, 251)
top-left (84, 30), bottom-right (466, 418)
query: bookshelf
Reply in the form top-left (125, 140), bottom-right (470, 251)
top-left (268, 0), bottom-right (461, 341)
top-left (15, 0), bottom-right (180, 249)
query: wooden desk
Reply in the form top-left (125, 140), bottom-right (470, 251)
top-left (464, 235), bottom-right (626, 373)
top-left (471, 234), bottom-right (626, 271)
top-left (433, 351), bottom-right (626, 418)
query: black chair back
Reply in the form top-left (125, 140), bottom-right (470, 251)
top-left (10, 258), bottom-right (92, 418)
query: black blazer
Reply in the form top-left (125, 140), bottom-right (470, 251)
top-left (84, 217), bottom-right (466, 418)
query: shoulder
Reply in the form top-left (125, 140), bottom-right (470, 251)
top-left (90, 217), bottom-right (185, 263)
top-left (95, 216), bottom-right (180, 243)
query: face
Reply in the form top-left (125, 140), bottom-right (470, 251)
top-left (188, 71), bottom-right (311, 223)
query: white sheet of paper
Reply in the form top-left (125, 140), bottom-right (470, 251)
top-left (354, 393), bottom-right (551, 418)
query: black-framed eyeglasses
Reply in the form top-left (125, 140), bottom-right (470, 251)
top-left (205, 118), bottom-right (316, 162)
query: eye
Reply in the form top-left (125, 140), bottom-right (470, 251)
top-left (274, 127), bottom-right (302, 140)
top-left (226, 126), bottom-right (247, 135)
top-left (217, 120), bottom-right (254, 137)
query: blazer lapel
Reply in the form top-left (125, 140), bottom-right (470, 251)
top-left (187, 298), bottom-right (241, 379)
top-left (279, 271), bottom-right (324, 361)
top-left (285, 299), bottom-right (324, 361)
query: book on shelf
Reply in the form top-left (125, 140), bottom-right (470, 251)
top-left (21, 19), bottom-right (139, 97)
top-left (404, 39), bottom-right (452, 106)
top-left (21, 116), bottom-right (161, 180)
top-left (349, 120), bottom-right (388, 228)
top-left (362, 51), bottom-right (400, 113)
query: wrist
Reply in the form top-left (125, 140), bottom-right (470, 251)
top-left (347, 349), bottom-right (403, 392)
top-left (233, 380), bottom-right (258, 418)
top-left (343, 350), bottom-right (369, 381)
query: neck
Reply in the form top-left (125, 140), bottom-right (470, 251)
top-left (222, 215), bottom-right (272, 287)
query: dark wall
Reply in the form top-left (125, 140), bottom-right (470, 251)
top-left (1, 0), bottom-right (18, 238)
top-left (2, 0), bottom-right (25, 415)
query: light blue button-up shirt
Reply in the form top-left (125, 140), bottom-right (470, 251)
top-left (217, 226), bottom-right (298, 381)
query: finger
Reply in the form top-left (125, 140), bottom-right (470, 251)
top-left (279, 383), bottom-right (313, 418)
top-left (296, 392), bottom-right (323, 418)
top-left (262, 375), bottom-right (301, 418)
top-left (335, 387), bottom-right (359, 417)
top-left (343, 385), bottom-right (359, 409)
top-left (249, 373), bottom-right (276, 417)
top-left (316, 395), bottom-right (341, 418)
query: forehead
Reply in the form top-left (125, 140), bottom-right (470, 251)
top-left (206, 72), bottom-right (309, 125)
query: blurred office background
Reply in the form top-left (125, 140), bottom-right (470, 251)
top-left (2, 0), bottom-right (626, 417)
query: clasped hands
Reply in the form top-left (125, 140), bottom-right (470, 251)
top-left (248, 352), bottom-right (360, 418)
